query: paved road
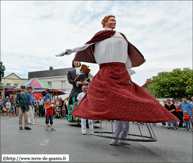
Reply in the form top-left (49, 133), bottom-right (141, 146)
top-left (0, 115), bottom-right (192, 163)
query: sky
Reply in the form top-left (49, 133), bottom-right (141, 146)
top-left (1, 1), bottom-right (192, 86)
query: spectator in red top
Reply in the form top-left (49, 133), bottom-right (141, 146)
top-left (183, 111), bottom-right (191, 131)
top-left (45, 99), bottom-right (55, 131)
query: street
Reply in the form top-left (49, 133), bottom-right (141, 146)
top-left (0, 115), bottom-right (192, 163)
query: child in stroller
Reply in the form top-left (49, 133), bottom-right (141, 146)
top-left (55, 106), bottom-right (62, 118)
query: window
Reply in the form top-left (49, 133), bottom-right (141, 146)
top-left (14, 83), bottom-right (18, 86)
top-left (6, 83), bottom-right (11, 86)
top-left (48, 82), bottom-right (52, 86)
top-left (61, 81), bottom-right (66, 89)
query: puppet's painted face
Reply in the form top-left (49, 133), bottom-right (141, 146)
top-left (105, 17), bottom-right (116, 29)
top-left (74, 61), bottom-right (81, 67)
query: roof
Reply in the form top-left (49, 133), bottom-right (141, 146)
top-left (28, 68), bottom-right (75, 79)
top-left (16, 78), bottom-right (55, 89)
top-left (3, 72), bottom-right (27, 80)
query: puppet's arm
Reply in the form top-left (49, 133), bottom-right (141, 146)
top-left (56, 43), bottom-right (94, 57)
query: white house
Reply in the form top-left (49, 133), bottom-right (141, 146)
top-left (28, 68), bottom-right (93, 98)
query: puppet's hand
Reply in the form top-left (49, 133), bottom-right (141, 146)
top-left (65, 49), bottom-right (73, 55)
top-left (56, 52), bottom-right (66, 57)
top-left (56, 49), bottom-right (72, 57)
top-left (77, 82), bottom-right (83, 85)
top-left (82, 81), bottom-right (88, 85)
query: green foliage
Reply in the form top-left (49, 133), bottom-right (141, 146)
top-left (148, 68), bottom-right (193, 98)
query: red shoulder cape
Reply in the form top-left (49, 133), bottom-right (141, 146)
top-left (74, 30), bottom-right (146, 67)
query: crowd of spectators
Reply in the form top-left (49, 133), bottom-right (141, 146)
top-left (163, 97), bottom-right (193, 131)
top-left (0, 95), bottom-right (69, 119)
top-left (0, 96), bottom-right (17, 116)
top-left (0, 94), bottom-right (193, 132)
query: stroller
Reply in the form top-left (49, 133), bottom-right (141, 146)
top-left (54, 107), bottom-right (62, 118)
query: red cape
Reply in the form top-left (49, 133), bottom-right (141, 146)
top-left (74, 30), bottom-right (146, 67)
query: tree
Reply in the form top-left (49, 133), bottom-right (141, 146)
top-left (148, 68), bottom-right (193, 99)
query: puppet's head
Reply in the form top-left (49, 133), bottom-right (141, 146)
top-left (72, 60), bottom-right (81, 68)
top-left (101, 15), bottom-right (116, 29)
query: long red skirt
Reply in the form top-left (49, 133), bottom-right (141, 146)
top-left (70, 62), bottom-right (179, 123)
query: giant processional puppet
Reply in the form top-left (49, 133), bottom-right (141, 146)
top-left (56, 15), bottom-right (179, 142)
top-left (66, 61), bottom-right (90, 123)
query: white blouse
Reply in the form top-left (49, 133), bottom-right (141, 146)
top-left (94, 29), bottom-right (135, 75)
top-left (56, 28), bottom-right (135, 75)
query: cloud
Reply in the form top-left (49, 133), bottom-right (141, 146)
top-left (1, 1), bottom-right (192, 86)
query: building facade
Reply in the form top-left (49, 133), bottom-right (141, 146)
top-left (28, 68), bottom-right (93, 98)
top-left (141, 79), bottom-right (153, 93)
top-left (141, 76), bottom-right (157, 96)
top-left (2, 73), bottom-right (28, 87)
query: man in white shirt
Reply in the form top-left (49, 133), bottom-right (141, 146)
top-left (77, 85), bottom-right (93, 135)
top-left (38, 97), bottom-right (44, 117)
